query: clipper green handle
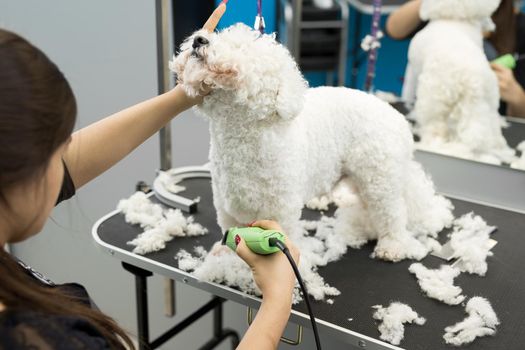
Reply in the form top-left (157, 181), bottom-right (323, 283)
top-left (222, 226), bottom-right (285, 255)
top-left (492, 54), bottom-right (516, 69)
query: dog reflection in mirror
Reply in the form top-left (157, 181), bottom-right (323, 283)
top-left (404, 0), bottom-right (515, 164)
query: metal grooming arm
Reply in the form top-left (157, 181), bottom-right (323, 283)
top-left (155, 0), bottom-right (176, 318)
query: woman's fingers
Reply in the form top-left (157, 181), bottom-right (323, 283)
top-left (203, 3), bottom-right (227, 32)
top-left (249, 220), bottom-right (283, 231)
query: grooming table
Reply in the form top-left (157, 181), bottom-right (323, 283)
top-left (93, 167), bottom-right (525, 350)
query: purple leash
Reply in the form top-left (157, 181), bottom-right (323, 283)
top-left (363, 0), bottom-right (383, 92)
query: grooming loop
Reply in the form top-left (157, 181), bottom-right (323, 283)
top-left (254, 0), bottom-right (266, 34)
top-left (247, 307), bottom-right (303, 345)
top-left (362, 0), bottom-right (383, 92)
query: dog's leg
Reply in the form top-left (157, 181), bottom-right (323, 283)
top-left (414, 57), bottom-right (458, 143)
top-left (216, 207), bottom-right (242, 232)
top-left (404, 161), bottom-right (454, 237)
top-left (352, 164), bottom-right (429, 262)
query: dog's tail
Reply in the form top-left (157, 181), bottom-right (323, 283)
top-left (404, 161), bottom-right (454, 237)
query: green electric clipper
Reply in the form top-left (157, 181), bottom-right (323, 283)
top-left (492, 53), bottom-right (517, 69)
top-left (222, 226), bottom-right (285, 255)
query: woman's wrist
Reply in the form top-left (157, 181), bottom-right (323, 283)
top-left (509, 85), bottom-right (525, 105)
top-left (262, 288), bottom-right (294, 309)
top-left (167, 85), bottom-right (203, 115)
top-left (507, 86), bottom-right (525, 117)
top-left (260, 295), bottom-right (293, 326)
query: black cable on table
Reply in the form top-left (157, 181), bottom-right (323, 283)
top-left (269, 238), bottom-right (322, 350)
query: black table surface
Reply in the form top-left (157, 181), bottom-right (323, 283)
top-left (502, 120), bottom-right (525, 149)
top-left (95, 177), bottom-right (525, 350)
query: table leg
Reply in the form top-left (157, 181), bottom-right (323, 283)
top-left (199, 300), bottom-right (240, 350)
top-left (122, 262), bottom-right (239, 349)
top-left (122, 262), bottom-right (153, 349)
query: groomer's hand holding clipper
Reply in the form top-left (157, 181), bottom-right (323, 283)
top-left (235, 220), bottom-right (300, 300)
top-left (491, 62), bottom-right (525, 117)
top-left (234, 220), bottom-right (301, 350)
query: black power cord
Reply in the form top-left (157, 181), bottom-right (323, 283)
top-left (269, 238), bottom-right (322, 350)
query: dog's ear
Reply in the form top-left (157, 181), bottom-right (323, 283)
top-left (275, 62), bottom-right (308, 120)
top-left (205, 65), bottom-right (239, 90)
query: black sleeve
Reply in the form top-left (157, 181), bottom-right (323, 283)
top-left (0, 311), bottom-right (111, 350)
top-left (56, 161), bottom-right (76, 205)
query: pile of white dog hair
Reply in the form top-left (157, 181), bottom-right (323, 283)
top-left (118, 192), bottom-right (208, 255)
top-left (119, 187), bottom-right (499, 347)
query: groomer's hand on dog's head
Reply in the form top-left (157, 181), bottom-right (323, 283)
top-left (236, 220), bottom-right (300, 300)
top-left (174, 2), bottom-right (227, 103)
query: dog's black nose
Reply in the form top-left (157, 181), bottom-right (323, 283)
top-left (192, 36), bottom-right (209, 49)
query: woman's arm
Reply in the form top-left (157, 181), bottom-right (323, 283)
top-left (507, 93), bottom-right (525, 118)
top-left (491, 63), bottom-right (525, 118)
top-left (235, 220), bottom-right (300, 350)
top-left (63, 4), bottom-right (226, 189)
top-left (239, 296), bottom-right (293, 349)
top-left (63, 87), bottom-right (200, 188)
top-left (385, 0), bottom-right (422, 40)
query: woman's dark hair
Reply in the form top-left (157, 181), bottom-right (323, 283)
top-left (0, 29), bottom-right (134, 349)
top-left (489, 0), bottom-right (517, 55)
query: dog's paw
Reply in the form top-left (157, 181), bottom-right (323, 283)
top-left (372, 235), bottom-right (429, 262)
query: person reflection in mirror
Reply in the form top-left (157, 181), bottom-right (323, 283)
top-left (386, 0), bottom-right (525, 118)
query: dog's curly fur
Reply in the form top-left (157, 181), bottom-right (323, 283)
top-left (403, 0), bottom-right (515, 163)
top-left (171, 24), bottom-right (453, 262)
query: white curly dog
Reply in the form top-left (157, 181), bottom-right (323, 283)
top-left (403, 0), bottom-right (515, 164)
top-left (171, 24), bottom-right (453, 262)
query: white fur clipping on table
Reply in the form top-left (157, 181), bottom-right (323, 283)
top-left (449, 213), bottom-right (496, 276)
top-left (117, 192), bottom-right (164, 229)
top-left (372, 302), bottom-right (426, 345)
top-left (443, 297), bottom-right (499, 346)
top-left (118, 192), bottom-right (208, 255)
top-left (409, 263), bottom-right (465, 305)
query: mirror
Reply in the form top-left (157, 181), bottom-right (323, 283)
top-left (391, 0), bottom-right (525, 170)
